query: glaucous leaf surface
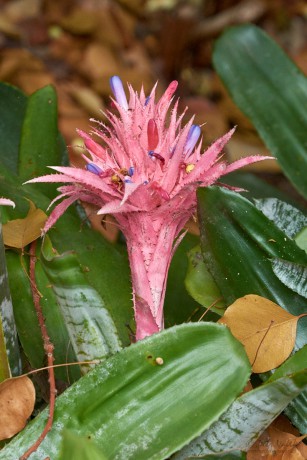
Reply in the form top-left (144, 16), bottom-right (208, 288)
top-left (173, 346), bottom-right (307, 458)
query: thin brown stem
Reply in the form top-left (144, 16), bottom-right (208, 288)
top-left (20, 241), bottom-right (56, 460)
top-left (198, 297), bottom-right (223, 322)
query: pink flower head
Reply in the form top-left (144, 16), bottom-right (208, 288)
top-left (0, 198), bottom-right (15, 208)
top-left (26, 76), bottom-right (270, 340)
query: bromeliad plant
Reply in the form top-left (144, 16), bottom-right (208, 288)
top-left (27, 76), bottom-right (268, 340)
top-left (0, 23), bottom-right (307, 460)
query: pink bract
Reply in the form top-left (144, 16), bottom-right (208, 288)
top-left (0, 198), bottom-right (15, 208)
top-left (26, 76), bottom-right (271, 341)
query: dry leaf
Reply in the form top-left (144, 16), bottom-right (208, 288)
top-left (3, 201), bottom-right (47, 248)
top-left (218, 294), bottom-right (305, 373)
top-left (247, 425), bottom-right (307, 459)
top-left (59, 8), bottom-right (99, 35)
top-left (0, 376), bottom-right (35, 440)
top-left (80, 43), bottom-right (120, 81)
top-left (69, 86), bottom-right (105, 117)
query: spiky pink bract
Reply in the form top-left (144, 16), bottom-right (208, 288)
top-left (26, 77), bottom-right (270, 340)
top-left (0, 198), bottom-right (15, 208)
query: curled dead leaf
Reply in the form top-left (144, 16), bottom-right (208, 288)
top-left (3, 200), bottom-right (47, 248)
top-left (218, 294), bottom-right (305, 373)
top-left (0, 376), bottom-right (35, 440)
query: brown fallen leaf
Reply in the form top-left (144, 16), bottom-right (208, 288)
top-left (69, 86), bottom-right (105, 118)
top-left (218, 294), bottom-right (306, 373)
top-left (0, 376), bottom-right (35, 440)
top-left (3, 200), bottom-right (47, 249)
top-left (247, 425), bottom-right (307, 459)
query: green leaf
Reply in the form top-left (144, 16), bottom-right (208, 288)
top-left (0, 319), bottom-right (10, 382)
top-left (255, 198), bottom-right (307, 239)
top-left (0, 83), bottom-right (27, 174)
top-left (41, 236), bottom-right (122, 372)
top-left (2, 323), bottom-right (251, 460)
top-left (296, 227), bottom-right (307, 252)
top-left (271, 258), bottom-right (307, 299)
top-left (173, 346), bottom-right (307, 458)
top-left (18, 85), bottom-right (66, 198)
top-left (197, 186), bottom-right (307, 347)
top-left (197, 186), bottom-right (307, 432)
top-left (5, 248), bottom-right (81, 383)
top-left (0, 219), bottom-right (21, 378)
top-left (213, 24), bottom-right (307, 199)
top-left (184, 245), bottom-right (225, 316)
top-left (58, 431), bottom-right (108, 460)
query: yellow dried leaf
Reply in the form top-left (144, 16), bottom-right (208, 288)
top-left (0, 376), bottom-right (35, 440)
top-left (3, 201), bottom-right (47, 248)
top-left (218, 294), bottom-right (304, 373)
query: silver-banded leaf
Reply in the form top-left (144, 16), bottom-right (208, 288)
top-left (0, 318), bottom-right (10, 382)
top-left (2, 323), bottom-right (251, 460)
top-left (0, 220), bottom-right (21, 378)
top-left (197, 186), bottom-right (307, 432)
top-left (255, 198), bottom-right (307, 239)
top-left (271, 258), bottom-right (307, 299)
top-left (41, 236), bottom-right (122, 372)
top-left (173, 346), bottom-right (307, 458)
top-left (5, 246), bottom-right (81, 383)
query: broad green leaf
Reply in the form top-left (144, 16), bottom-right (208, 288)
top-left (0, 220), bottom-right (21, 378)
top-left (41, 236), bottom-right (122, 372)
top-left (255, 198), bottom-right (307, 239)
top-left (197, 186), bottom-right (307, 348)
top-left (271, 258), bottom-right (307, 299)
top-left (18, 86), bottom-right (65, 198)
top-left (213, 24), bottom-right (307, 198)
top-left (58, 431), bottom-right (108, 460)
top-left (185, 245), bottom-right (225, 316)
top-left (1, 323), bottom-right (251, 460)
top-left (0, 83), bottom-right (27, 174)
top-left (173, 346), bottom-right (307, 458)
top-left (197, 186), bottom-right (307, 432)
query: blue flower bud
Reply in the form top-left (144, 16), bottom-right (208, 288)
top-left (86, 163), bottom-right (102, 175)
top-left (110, 76), bottom-right (128, 110)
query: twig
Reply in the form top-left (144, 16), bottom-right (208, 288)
top-left (20, 241), bottom-right (56, 460)
top-left (198, 297), bottom-right (223, 322)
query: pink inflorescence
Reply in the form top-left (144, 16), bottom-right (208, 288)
top-left (26, 76), bottom-right (270, 340)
